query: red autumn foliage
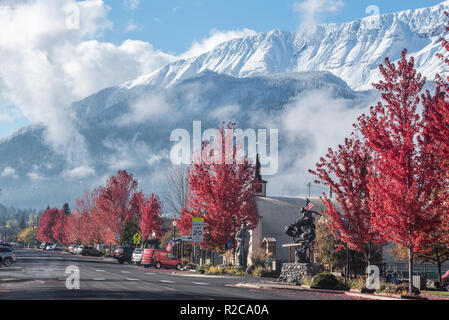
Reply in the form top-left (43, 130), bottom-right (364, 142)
top-left (355, 49), bottom-right (447, 292)
top-left (132, 191), bottom-right (163, 243)
top-left (96, 170), bottom-right (139, 242)
top-left (52, 209), bottom-right (68, 245)
top-left (356, 49), bottom-right (443, 250)
top-left (422, 12), bottom-right (449, 246)
top-left (37, 208), bottom-right (58, 243)
top-left (177, 122), bottom-right (259, 251)
top-left (309, 136), bottom-right (384, 263)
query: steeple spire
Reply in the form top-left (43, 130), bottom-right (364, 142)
top-left (254, 154), bottom-right (267, 197)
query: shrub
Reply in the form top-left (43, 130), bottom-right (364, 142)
top-left (251, 247), bottom-right (272, 268)
top-left (196, 266), bottom-right (205, 274)
top-left (252, 266), bottom-right (265, 277)
top-left (311, 273), bottom-right (349, 291)
top-left (348, 276), bottom-right (367, 290)
top-left (381, 282), bottom-right (420, 296)
top-left (300, 275), bottom-right (313, 286)
top-left (205, 266), bottom-right (226, 275)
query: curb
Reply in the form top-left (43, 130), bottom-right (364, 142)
top-left (170, 272), bottom-right (239, 279)
top-left (231, 282), bottom-right (403, 300)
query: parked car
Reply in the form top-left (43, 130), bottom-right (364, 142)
top-left (132, 248), bottom-right (143, 265)
top-left (46, 244), bottom-right (63, 251)
top-left (80, 246), bottom-right (104, 257)
top-left (141, 249), bottom-right (182, 270)
top-left (68, 244), bottom-right (78, 254)
top-left (113, 247), bottom-right (133, 264)
top-left (0, 246), bottom-right (17, 267)
top-left (75, 245), bottom-right (84, 255)
top-left (39, 242), bottom-right (47, 250)
top-left (43, 243), bottom-right (54, 251)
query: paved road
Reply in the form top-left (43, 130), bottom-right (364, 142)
top-left (0, 249), bottom-right (360, 300)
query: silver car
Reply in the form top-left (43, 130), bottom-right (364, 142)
top-left (0, 246), bottom-right (17, 267)
top-left (132, 248), bottom-right (143, 265)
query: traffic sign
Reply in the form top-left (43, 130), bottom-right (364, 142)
top-left (191, 217), bottom-right (204, 242)
top-left (133, 233), bottom-right (142, 244)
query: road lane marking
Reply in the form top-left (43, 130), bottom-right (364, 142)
top-left (120, 271), bottom-right (131, 274)
top-left (160, 280), bottom-right (174, 283)
top-left (146, 272), bottom-right (155, 275)
top-left (95, 270), bottom-right (105, 272)
top-left (161, 286), bottom-right (176, 291)
top-left (193, 282), bottom-right (208, 285)
top-left (126, 278), bottom-right (139, 281)
top-left (93, 278), bottom-right (105, 281)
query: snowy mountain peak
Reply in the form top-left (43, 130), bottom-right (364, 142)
top-left (124, 1), bottom-right (449, 91)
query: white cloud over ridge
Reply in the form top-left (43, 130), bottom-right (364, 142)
top-left (294, 0), bottom-right (345, 35)
top-left (0, 0), bottom-right (175, 170)
top-left (180, 28), bottom-right (257, 59)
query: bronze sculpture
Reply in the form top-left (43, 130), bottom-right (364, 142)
top-left (235, 222), bottom-right (250, 269)
top-left (284, 208), bottom-right (318, 263)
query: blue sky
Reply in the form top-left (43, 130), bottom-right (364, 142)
top-left (106, 0), bottom-right (443, 55)
top-left (0, 0), bottom-right (444, 139)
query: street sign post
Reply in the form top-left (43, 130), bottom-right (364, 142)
top-left (191, 218), bottom-right (204, 243)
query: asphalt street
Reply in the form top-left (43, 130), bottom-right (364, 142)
top-left (0, 249), bottom-right (361, 300)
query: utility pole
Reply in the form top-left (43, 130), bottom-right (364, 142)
top-left (307, 182), bottom-right (311, 197)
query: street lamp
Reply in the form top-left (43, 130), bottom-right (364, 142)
top-left (172, 220), bottom-right (177, 257)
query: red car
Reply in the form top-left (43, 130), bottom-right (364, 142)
top-left (141, 249), bottom-right (182, 270)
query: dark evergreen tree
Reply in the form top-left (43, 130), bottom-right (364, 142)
top-left (62, 203), bottom-right (71, 215)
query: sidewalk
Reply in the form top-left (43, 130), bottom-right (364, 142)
top-left (231, 281), bottom-right (402, 300)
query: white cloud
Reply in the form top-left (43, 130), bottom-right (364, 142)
top-left (123, 0), bottom-right (140, 10)
top-left (62, 166), bottom-right (95, 179)
top-left (0, 106), bottom-right (22, 123)
top-left (1, 167), bottom-right (18, 179)
top-left (266, 88), bottom-right (370, 197)
top-left (117, 92), bottom-right (172, 126)
top-left (27, 172), bottom-right (45, 181)
top-left (180, 29), bottom-right (257, 59)
top-left (211, 104), bottom-right (241, 121)
top-left (0, 0), bottom-right (175, 166)
top-left (294, 0), bottom-right (345, 35)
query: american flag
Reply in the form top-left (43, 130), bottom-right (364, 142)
top-left (305, 199), bottom-right (314, 211)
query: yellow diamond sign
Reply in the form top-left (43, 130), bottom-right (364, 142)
top-left (133, 233), bottom-right (141, 244)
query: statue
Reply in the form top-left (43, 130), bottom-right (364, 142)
top-left (284, 208), bottom-right (317, 263)
top-left (235, 222), bottom-right (250, 269)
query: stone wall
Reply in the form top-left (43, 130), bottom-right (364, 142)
top-left (278, 263), bottom-right (324, 284)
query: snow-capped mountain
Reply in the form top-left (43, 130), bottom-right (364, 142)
top-left (125, 1), bottom-right (449, 91)
top-left (1, 1), bottom-right (448, 208)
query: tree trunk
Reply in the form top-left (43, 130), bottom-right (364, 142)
top-left (368, 243), bottom-right (372, 266)
top-left (408, 246), bottom-right (414, 295)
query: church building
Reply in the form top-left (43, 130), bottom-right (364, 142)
top-left (247, 156), bottom-right (327, 265)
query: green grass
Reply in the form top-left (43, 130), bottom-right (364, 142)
top-left (422, 291), bottom-right (449, 296)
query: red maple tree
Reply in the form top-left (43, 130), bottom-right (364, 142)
top-left (36, 208), bottom-right (58, 243)
top-left (52, 209), bottom-right (68, 245)
top-left (356, 49), bottom-right (445, 293)
top-left (177, 122), bottom-right (259, 251)
top-left (97, 170), bottom-right (139, 242)
top-left (132, 191), bottom-right (163, 245)
top-left (310, 136), bottom-right (384, 264)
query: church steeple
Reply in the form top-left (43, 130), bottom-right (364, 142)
top-left (254, 154), bottom-right (267, 197)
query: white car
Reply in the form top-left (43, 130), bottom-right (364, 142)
top-left (46, 244), bottom-right (63, 251)
top-left (132, 248), bottom-right (143, 265)
top-left (75, 245), bottom-right (84, 255)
